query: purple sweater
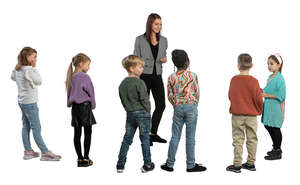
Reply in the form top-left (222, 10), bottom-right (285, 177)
top-left (67, 72), bottom-right (96, 109)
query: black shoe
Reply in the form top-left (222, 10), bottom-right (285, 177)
top-left (82, 158), bottom-right (93, 167)
top-left (264, 150), bottom-right (282, 160)
top-left (187, 163), bottom-right (207, 172)
top-left (116, 165), bottom-right (125, 173)
top-left (242, 163), bottom-right (256, 171)
top-left (141, 162), bottom-right (155, 173)
top-left (161, 163), bottom-right (174, 172)
top-left (150, 140), bottom-right (153, 146)
top-left (150, 134), bottom-right (167, 143)
top-left (77, 159), bottom-right (89, 167)
top-left (267, 149), bottom-right (276, 156)
top-left (267, 148), bottom-right (282, 156)
top-left (77, 159), bottom-right (86, 167)
top-left (226, 165), bottom-right (242, 173)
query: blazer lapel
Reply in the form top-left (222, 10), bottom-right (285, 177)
top-left (156, 38), bottom-right (163, 62)
top-left (143, 36), bottom-right (154, 60)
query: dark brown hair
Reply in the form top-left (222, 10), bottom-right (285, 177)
top-left (145, 13), bottom-right (161, 44)
top-left (238, 53), bottom-right (252, 70)
top-left (268, 55), bottom-right (283, 73)
top-left (65, 53), bottom-right (91, 91)
top-left (16, 47), bottom-right (37, 70)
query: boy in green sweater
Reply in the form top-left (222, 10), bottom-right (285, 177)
top-left (116, 55), bottom-right (154, 173)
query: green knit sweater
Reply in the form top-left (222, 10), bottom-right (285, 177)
top-left (119, 77), bottom-right (150, 113)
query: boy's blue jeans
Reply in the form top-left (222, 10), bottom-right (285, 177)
top-left (18, 103), bottom-right (48, 153)
top-left (166, 104), bottom-right (198, 169)
top-left (117, 110), bottom-right (152, 167)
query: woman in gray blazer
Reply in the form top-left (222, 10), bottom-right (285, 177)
top-left (134, 13), bottom-right (168, 146)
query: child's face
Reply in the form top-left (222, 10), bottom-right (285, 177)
top-left (26, 53), bottom-right (37, 66)
top-left (151, 18), bottom-right (162, 34)
top-left (81, 60), bottom-right (91, 73)
top-left (267, 58), bottom-right (281, 73)
top-left (130, 64), bottom-right (144, 77)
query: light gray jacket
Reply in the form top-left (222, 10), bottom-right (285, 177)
top-left (134, 34), bottom-right (168, 75)
top-left (11, 66), bottom-right (42, 104)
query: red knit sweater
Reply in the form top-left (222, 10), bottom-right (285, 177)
top-left (229, 75), bottom-right (263, 115)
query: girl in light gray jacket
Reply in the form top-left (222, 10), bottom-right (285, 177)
top-left (11, 47), bottom-right (61, 161)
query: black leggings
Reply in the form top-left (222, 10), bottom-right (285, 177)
top-left (74, 126), bottom-right (92, 159)
top-left (264, 125), bottom-right (282, 150)
top-left (140, 74), bottom-right (166, 134)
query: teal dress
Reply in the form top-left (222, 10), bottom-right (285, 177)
top-left (262, 72), bottom-right (286, 128)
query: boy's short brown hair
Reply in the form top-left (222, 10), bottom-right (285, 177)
top-left (238, 53), bottom-right (252, 70)
top-left (122, 55), bottom-right (144, 72)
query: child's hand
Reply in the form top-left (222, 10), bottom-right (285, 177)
top-left (160, 57), bottom-right (167, 63)
top-left (262, 92), bottom-right (268, 98)
top-left (32, 61), bottom-right (36, 67)
top-left (31, 60), bottom-right (36, 67)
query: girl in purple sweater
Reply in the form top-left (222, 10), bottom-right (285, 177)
top-left (65, 53), bottom-right (96, 167)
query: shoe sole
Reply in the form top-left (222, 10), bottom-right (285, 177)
top-left (23, 156), bottom-right (39, 160)
top-left (141, 168), bottom-right (154, 173)
top-left (40, 157), bottom-right (61, 161)
top-left (152, 141), bottom-right (167, 143)
top-left (23, 157), bottom-right (34, 160)
top-left (187, 169), bottom-right (207, 172)
top-left (117, 169), bottom-right (124, 173)
top-left (226, 169), bottom-right (241, 173)
top-left (264, 156), bottom-right (282, 160)
top-left (78, 164), bottom-right (92, 167)
top-left (242, 167), bottom-right (256, 171)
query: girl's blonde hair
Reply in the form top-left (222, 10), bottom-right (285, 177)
top-left (16, 47), bottom-right (37, 70)
top-left (65, 53), bottom-right (91, 91)
top-left (122, 55), bottom-right (144, 72)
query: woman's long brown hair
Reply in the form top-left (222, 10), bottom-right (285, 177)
top-left (145, 13), bottom-right (161, 44)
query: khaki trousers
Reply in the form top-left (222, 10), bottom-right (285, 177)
top-left (232, 115), bottom-right (258, 166)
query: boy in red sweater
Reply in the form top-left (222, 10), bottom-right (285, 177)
top-left (226, 53), bottom-right (263, 173)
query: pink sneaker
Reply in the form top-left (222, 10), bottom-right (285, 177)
top-left (40, 150), bottom-right (61, 161)
top-left (23, 150), bottom-right (40, 160)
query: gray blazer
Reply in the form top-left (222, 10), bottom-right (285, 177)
top-left (134, 34), bottom-right (168, 75)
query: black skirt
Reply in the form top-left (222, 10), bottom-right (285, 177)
top-left (71, 101), bottom-right (96, 127)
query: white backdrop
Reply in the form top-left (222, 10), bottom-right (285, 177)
top-left (1, 0), bottom-right (299, 184)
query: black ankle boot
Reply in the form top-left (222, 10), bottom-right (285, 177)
top-left (265, 149), bottom-right (282, 160)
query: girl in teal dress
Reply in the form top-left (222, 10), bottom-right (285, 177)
top-left (262, 53), bottom-right (286, 160)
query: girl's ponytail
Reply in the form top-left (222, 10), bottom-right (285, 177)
top-left (65, 62), bottom-right (73, 91)
top-left (65, 53), bottom-right (91, 92)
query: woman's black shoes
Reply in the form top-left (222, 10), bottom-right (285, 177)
top-left (150, 134), bottom-right (167, 143)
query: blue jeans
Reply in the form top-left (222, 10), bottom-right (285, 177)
top-left (19, 103), bottom-right (48, 153)
top-left (167, 104), bottom-right (198, 169)
top-left (117, 110), bottom-right (152, 167)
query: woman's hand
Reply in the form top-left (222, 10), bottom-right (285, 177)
top-left (160, 57), bottom-right (167, 63)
